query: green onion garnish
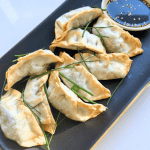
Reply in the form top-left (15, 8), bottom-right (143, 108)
top-left (12, 47), bottom-right (45, 62)
top-left (20, 90), bottom-right (50, 150)
top-left (93, 27), bottom-right (108, 51)
top-left (106, 78), bottom-right (124, 105)
top-left (93, 6), bottom-right (106, 11)
top-left (77, 49), bottom-right (92, 74)
top-left (29, 60), bottom-right (93, 81)
top-left (43, 83), bottom-right (49, 103)
top-left (48, 111), bottom-right (61, 145)
top-left (72, 89), bottom-right (97, 104)
top-left (59, 72), bottom-right (93, 96)
top-left (74, 26), bottom-right (113, 29)
top-left (82, 20), bottom-right (93, 37)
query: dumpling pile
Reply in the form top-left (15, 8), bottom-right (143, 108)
top-left (0, 6), bottom-right (144, 149)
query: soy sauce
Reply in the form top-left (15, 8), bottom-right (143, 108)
top-left (107, 0), bottom-right (150, 27)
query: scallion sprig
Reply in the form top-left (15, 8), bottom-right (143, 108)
top-left (48, 111), bottom-right (61, 145)
top-left (74, 26), bottom-right (113, 30)
top-left (12, 47), bottom-right (45, 62)
top-left (59, 72), bottom-right (93, 96)
top-left (77, 49), bottom-right (92, 74)
top-left (106, 78), bottom-right (124, 105)
top-left (43, 83), bottom-right (50, 103)
top-left (72, 89), bottom-right (97, 104)
top-left (82, 20), bottom-right (93, 37)
top-left (93, 27), bottom-right (108, 51)
top-left (29, 60), bottom-right (93, 81)
top-left (20, 90), bottom-right (50, 150)
top-left (93, 6), bottom-right (106, 11)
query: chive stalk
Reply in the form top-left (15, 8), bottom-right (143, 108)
top-left (12, 47), bottom-right (45, 62)
top-left (29, 60), bottom-right (93, 81)
top-left (93, 6), bottom-right (106, 11)
top-left (93, 27), bottom-right (108, 51)
top-left (82, 20), bottom-right (93, 37)
top-left (43, 83), bottom-right (49, 103)
top-left (74, 26), bottom-right (113, 29)
top-left (21, 90), bottom-right (50, 150)
top-left (59, 72), bottom-right (93, 96)
top-left (48, 112), bottom-right (61, 145)
top-left (106, 78), bottom-right (124, 105)
top-left (72, 89), bottom-right (97, 104)
top-left (77, 49), bottom-right (92, 74)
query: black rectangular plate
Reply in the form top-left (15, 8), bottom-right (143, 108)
top-left (0, 0), bottom-right (150, 150)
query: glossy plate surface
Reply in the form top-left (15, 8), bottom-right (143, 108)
top-left (0, 0), bottom-right (150, 150)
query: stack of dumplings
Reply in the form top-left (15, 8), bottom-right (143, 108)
top-left (0, 6), bottom-right (144, 148)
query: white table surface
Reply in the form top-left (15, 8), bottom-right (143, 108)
top-left (0, 0), bottom-right (150, 150)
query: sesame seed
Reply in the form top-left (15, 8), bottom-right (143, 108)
top-left (139, 5), bottom-right (140, 7)
top-left (121, 17), bottom-right (123, 19)
top-left (133, 18), bottom-right (136, 20)
top-left (127, 23), bottom-right (130, 26)
top-left (138, 18), bottom-right (140, 20)
top-left (128, 12), bottom-right (131, 16)
top-left (122, 5), bottom-right (125, 8)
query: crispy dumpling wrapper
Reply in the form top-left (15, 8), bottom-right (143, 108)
top-left (92, 14), bottom-right (144, 57)
top-left (47, 71), bottom-right (107, 122)
top-left (55, 6), bottom-right (102, 41)
top-left (0, 89), bottom-right (45, 147)
top-left (24, 74), bottom-right (56, 134)
top-left (55, 52), bottom-right (111, 101)
top-left (5, 49), bottom-right (63, 91)
top-left (74, 52), bottom-right (132, 80)
top-left (50, 28), bottom-right (106, 54)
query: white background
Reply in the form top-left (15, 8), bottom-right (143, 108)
top-left (0, 0), bottom-right (150, 150)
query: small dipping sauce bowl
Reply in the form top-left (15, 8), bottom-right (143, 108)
top-left (101, 0), bottom-right (150, 31)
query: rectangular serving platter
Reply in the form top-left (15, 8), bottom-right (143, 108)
top-left (0, 0), bottom-right (150, 150)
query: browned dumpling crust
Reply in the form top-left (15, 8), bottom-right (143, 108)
top-left (24, 75), bottom-right (56, 134)
top-left (55, 6), bottom-right (102, 41)
top-left (92, 14), bottom-right (144, 57)
top-left (55, 52), bottom-right (111, 101)
top-left (50, 28), bottom-right (106, 54)
top-left (74, 52), bottom-right (132, 80)
top-left (0, 89), bottom-right (45, 147)
top-left (4, 49), bottom-right (63, 91)
top-left (47, 71), bottom-right (107, 122)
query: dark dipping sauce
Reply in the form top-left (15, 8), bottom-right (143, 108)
top-left (107, 0), bottom-right (150, 27)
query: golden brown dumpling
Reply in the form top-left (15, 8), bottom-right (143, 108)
top-left (55, 6), bottom-right (102, 41)
top-left (47, 71), bottom-right (107, 122)
top-left (0, 88), bottom-right (45, 147)
top-left (5, 49), bottom-right (63, 91)
top-left (50, 28), bottom-right (106, 54)
top-left (55, 52), bottom-right (111, 101)
top-left (74, 52), bottom-right (132, 80)
top-left (24, 75), bottom-right (56, 134)
top-left (92, 14), bottom-right (143, 57)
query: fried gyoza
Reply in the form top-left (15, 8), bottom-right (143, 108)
top-left (0, 89), bottom-right (45, 147)
top-left (50, 28), bottom-right (106, 54)
top-left (92, 14), bottom-right (143, 57)
top-left (5, 49), bottom-right (63, 91)
top-left (55, 52), bottom-right (111, 101)
top-left (55, 6), bottom-right (102, 41)
top-left (74, 52), bottom-right (132, 80)
top-left (24, 75), bottom-right (56, 134)
top-left (47, 71), bottom-right (107, 122)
